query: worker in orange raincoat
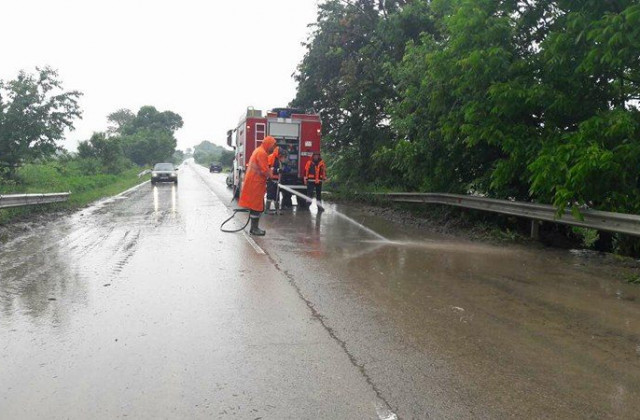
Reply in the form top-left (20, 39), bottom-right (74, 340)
top-left (239, 136), bottom-right (277, 235)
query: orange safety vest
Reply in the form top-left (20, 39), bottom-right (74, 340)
top-left (304, 159), bottom-right (326, 184)
top-left (239, 137), bottom-right (276, 212)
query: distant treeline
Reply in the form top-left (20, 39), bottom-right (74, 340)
top-left (192, 141), bottom-right (235, 168)
top-left (78, 106), bottom-right (183, 174)
top-left (292, 0), bottom-right (640, 217)
top-left (0, 67), bottom-right (183, 180)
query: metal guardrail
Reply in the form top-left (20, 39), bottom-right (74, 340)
top-left (378, 192), bottom-right (640, 238)
top-left (0, 192), bottom-right (71, 209)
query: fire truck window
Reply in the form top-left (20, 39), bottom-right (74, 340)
top-left (256, 123), bottom-right (266, 141)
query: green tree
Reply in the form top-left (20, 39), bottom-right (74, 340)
top-left (295, 0), bottom-right (640, 214)
top-left (0, 67), bottom-right (82, 178)
top-left (383, 0), bottom-right (514, 192)
top-left (121, 129), bottom-right (177, 166)
top-left (107, 108), bottom-right (135, 135)
top-left (77, 132), bottom-right (131, 174)
top-left (292, 0), bottom-right (421, 182)
top-left (529, 1), bottom-right (640, 214)
top-left (121, 106), bottom-right (183, 135)
top-left (113, 106), bottom-right (183, 165)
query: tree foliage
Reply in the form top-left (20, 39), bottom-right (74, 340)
top-left (0, 67), bottom-right (82, 178)
top-left (107, 108), bottom-right (135, 135)
top-left (294, 0), bottom-right (640, 215)
top-left (80, 106), bottom-right (183, 169)
top-left (77, 132), bottom-right (130, 174)
top-left (292, 0), bottom-right (430, 182)
top-left (111, 106), bottom-right (183, 165)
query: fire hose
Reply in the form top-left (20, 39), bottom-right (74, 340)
top-left (278, 184), bottom-right (324, 211)
top-left (220, 208), bottom-right (251, 233)
top-left (220, 183), bottom-right (322, 234)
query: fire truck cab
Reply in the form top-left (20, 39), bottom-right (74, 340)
top-left (227, 107), bottom-right (322, 206)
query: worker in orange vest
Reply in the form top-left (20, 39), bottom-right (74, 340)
top-left (304, 152), bottom-right (327, 211)
top-left (239, 136), bottom-right (277, 235)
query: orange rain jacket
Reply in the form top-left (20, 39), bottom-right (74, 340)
top-left (239, 136), bottom-right (276, 212)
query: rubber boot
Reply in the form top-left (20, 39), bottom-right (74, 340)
top-left (264, 200), bottom-right (272, 214)
top-left (317, 200), bottom-right (325, 212)
top-left (274, 200), bottom-right (281, 215)
top-left (249, 216), bottom-right (265, 236)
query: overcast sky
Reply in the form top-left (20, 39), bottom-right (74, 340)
top-left (1, 0), bottom-right (319, 152)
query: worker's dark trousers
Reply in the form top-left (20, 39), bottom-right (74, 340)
top-left (307, 182), bottom-right (322, 202)
top-left (266, 180), bottom-right (279, 202)
top-left (281, 192), bottom-right (293, 208)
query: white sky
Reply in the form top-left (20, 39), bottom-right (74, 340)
top-left (0, 0), bottom-right (319, 152)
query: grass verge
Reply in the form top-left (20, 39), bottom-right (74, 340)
top-left (0, 163), bottom-right (150, 225)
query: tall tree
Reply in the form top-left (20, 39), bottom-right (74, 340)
top-left (114, 106), bottom-right (183, 165)
top-left (294, 0), bottom-right (640, 216)
top-left (122, 129), bottom-right (177, 166)
top-left (292, 0), bottom-right (418, 182)
top-left (121, 106), bottom-right (183, 135)
top-left (107, 108), bottom-right (135, 135)
top-left (0, 67), bottom-right (82, 178)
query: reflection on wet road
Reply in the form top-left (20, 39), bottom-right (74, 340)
top-left (1, 162), bottom-right (639, 419)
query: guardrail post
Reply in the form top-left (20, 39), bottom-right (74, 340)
top-left (530, 220), bottom-right (541, 240)
top-left (594, 231), bottom-right (614, 252)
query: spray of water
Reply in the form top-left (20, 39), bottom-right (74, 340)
top-left (361, 239), bottom-right (517, 255)
top-left (278, 184), bottom-right (389, 243)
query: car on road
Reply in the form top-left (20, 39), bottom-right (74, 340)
top-left (151, 162), bottom-right (178, 185)
top-left (209, 162), bottom-right (223, 173)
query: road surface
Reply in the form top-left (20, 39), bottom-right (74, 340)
top-left (1, 162), bottom-right (639, 419)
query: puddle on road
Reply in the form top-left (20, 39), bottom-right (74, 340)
top-left (0, 181), bottom-right (181, 326)
top-left (268, 201), bottom-right (640, 418)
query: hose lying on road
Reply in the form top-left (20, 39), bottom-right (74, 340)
top-left (220, 209), bottom-right (251, 233)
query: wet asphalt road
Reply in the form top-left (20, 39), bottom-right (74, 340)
top-left (1, 162), bottom-right (639, 419)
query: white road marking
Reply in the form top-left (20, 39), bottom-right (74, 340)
top-left (188, 164), bottom-right (266, 255)
top-left (375, 402), bottom-right (398, 420)
top-left (78, 180), bottom-right (151, 216)
top-left (114, 179), bottom-right (151, 198)
top-left (242, 231), bottom-right (266, 255)
top-left (209, 192), bottom-right (266, 255)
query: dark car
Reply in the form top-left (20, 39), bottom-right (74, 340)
top-left (209, 162), bottom-right (222, 173)
top-left (151, 162), bottom-right (178, 185)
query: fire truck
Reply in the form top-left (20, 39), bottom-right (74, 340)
top-left (226, 107), bottom-right (322, 207)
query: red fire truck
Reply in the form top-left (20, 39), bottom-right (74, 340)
top-left (226, 107), bottom-right (322, 207)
